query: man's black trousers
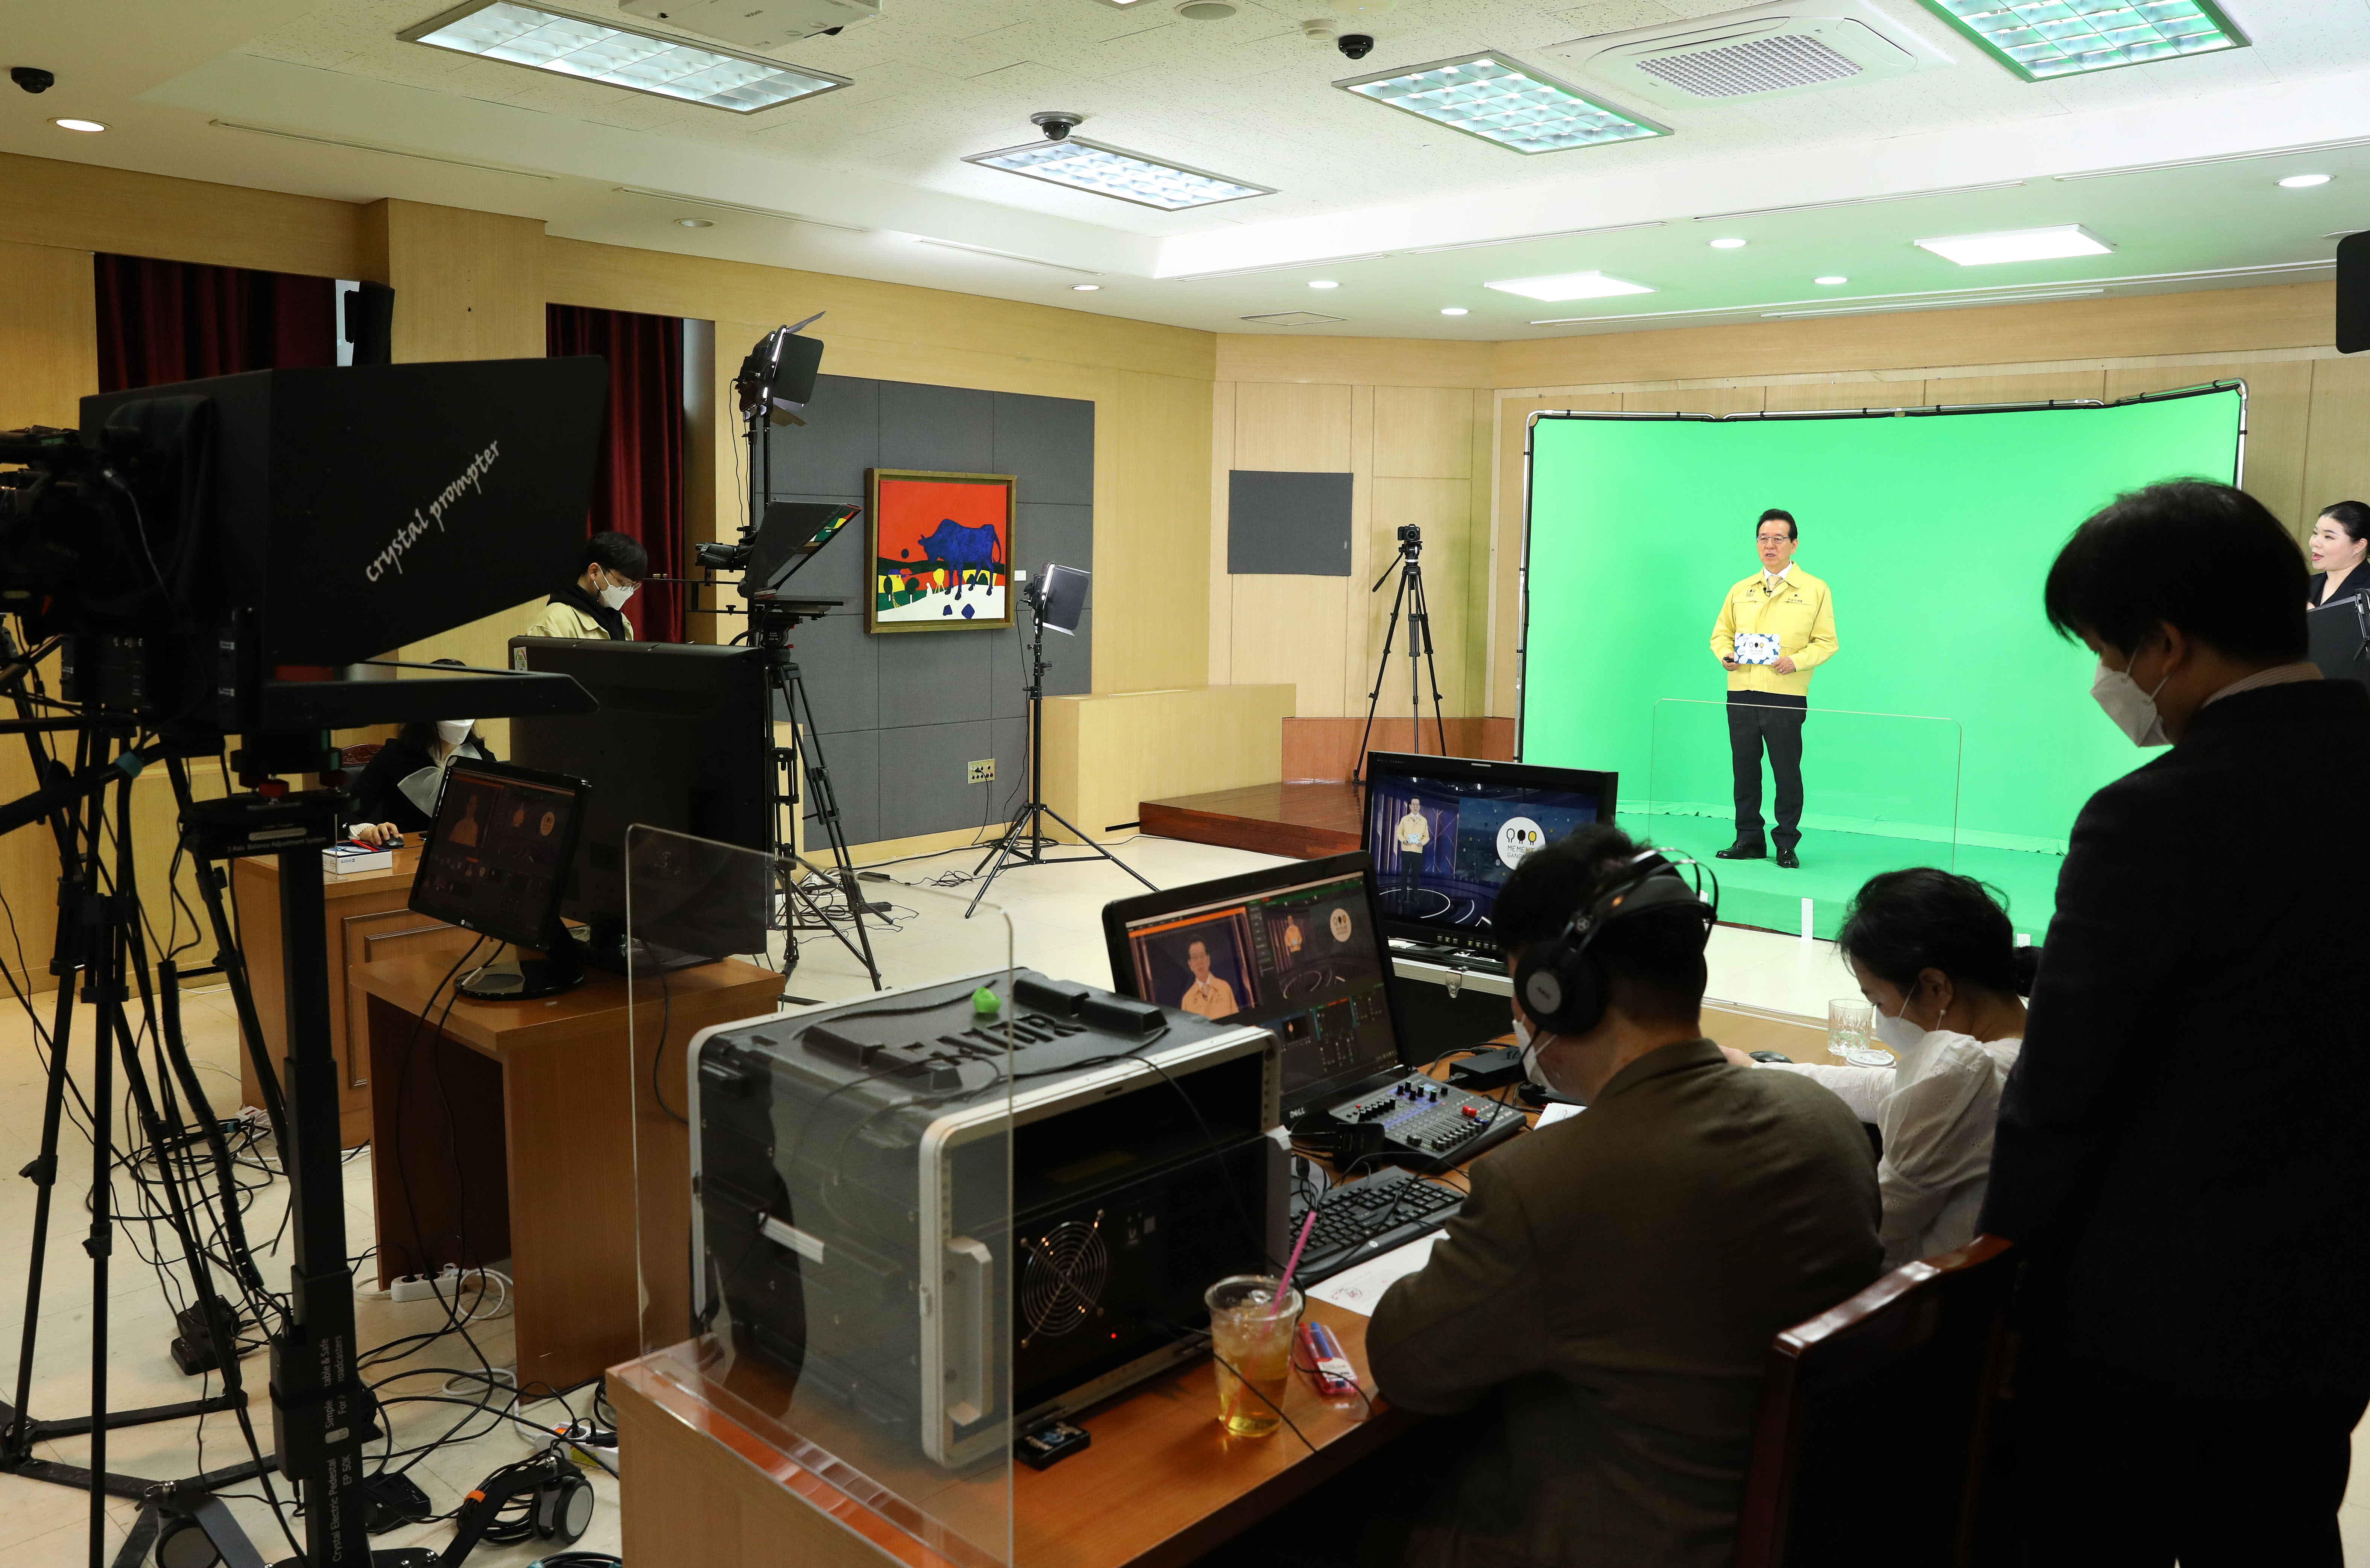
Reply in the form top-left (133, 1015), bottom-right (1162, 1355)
top-left (1726, 691), bottom-right (1807, 851)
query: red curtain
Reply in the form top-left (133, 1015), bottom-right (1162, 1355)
top-left (94, 253), bottom-right (336, 394)
top-left (545, 304), bottom-right (687, 642)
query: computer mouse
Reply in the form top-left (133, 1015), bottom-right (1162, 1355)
top-left (1748, 1050), bottom-right (1793, 1064)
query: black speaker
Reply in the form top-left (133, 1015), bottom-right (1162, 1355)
top-left (342, 281), bottom-right (395, 366)
top-left (2338, 231), bottom-right (2370, 353)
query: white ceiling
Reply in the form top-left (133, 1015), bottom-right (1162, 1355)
top-left (5, 0), bottom-right (2370, 342)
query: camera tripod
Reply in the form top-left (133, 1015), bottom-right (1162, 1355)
top-left (1353, 524), bottom-right (1451, 787)
top-left (754, 603), bottom-right (883, 988)
top-left (965, 579), bottom-right (1155, 916)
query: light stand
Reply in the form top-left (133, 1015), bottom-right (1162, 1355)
top-left (1352, 524), bottom-right (1450, 790)
top-left (966, 568), bottom-right (1155, 916)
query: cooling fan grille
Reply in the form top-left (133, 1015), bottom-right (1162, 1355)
top-left (1021, 1212), bottom-right (1108, 1346)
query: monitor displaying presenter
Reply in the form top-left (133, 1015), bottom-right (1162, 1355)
top-left (1710, 508), bottom-right (1838, 869)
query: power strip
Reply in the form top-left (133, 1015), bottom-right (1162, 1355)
top-left (389, 1265), bottom-right (465, 1304)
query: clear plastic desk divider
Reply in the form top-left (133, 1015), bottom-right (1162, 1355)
top-left (623, 825), bottom-right (1016, 1568)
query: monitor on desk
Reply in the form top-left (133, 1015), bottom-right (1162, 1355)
top-left (1101, 852), bottom-right (1409, 1113)
top-left (1362, 752), bottom-right (1617, 960)
top-left (407, 756), bottom-right (589, 1000)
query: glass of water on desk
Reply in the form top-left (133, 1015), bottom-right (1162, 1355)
top-left (1828, 998), bottom-right (1878, 1061)
top-left (1206, 1275), bottom-right (1303, 1439)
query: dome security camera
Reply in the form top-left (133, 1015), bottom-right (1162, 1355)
top-left (12, 66), bottom-right (56, 94)
top-left (1337, 33), bottom-right (1374, 60)
top-left (1031, 111), bottom-right (1083, 142)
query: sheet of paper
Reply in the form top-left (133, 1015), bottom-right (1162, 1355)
top-left (1307, 1230), bottom-right (1449, 1316)
top-left (1537, 1101), bottom-right (1584, 1128)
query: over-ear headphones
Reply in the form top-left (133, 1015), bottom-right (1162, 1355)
top-left (1512, 850), bottom-right (1718, 1039)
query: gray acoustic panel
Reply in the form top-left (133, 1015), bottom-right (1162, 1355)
top-left (1229, 469), bottom-right (1353, 576)
top-left (991, 714), bottom-right (1030, 820)
top-left (994, 392), bottom-right (1095, 506)
top-left (879, 719), bottom-right (1000, 839)
top-left (801, 722), bottom-right (880, 849)
top-left (988, 630), bottom-right (1029, 722)
top-left (880, 381), bottom-right (995, 476)
top-left (765, 372), bottom-right (877, 501)
top-left (1019, 502), bottom-right (1093, 697)
top-left (875, 626), bottom-right (996, 729)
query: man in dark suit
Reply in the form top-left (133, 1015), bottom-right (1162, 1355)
top-left (1983, 480), bottom-right (2370, 1566)
top-left (1367, 825), bottom-right (1881, 1568)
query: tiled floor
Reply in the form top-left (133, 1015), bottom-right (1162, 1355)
top-left (4, 832), bottom-right (2365, 1562)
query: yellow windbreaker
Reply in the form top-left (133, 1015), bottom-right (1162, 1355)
top-left (1709, 565), bottom-right (1838, 698)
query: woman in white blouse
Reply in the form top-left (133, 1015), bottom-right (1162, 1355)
top-left (1725, 869), bottom-right (2037, 1267)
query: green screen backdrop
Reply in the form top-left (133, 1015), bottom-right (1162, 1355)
top-left (1521, 386), bottom-right (2244, 936)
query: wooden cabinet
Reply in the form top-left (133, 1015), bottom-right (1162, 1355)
top-left (231, 847), bottom-right (474, 1148)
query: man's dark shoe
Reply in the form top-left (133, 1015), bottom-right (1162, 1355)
top-left (1776, 847), bottom-right (1800, 869)
top-left (1714, 840), bottom-right (1766, 860)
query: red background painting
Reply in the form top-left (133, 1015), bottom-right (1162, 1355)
top-left (875, 477), bottom-right (1009, 567)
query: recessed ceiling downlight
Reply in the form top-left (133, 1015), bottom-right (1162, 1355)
top-left (676, 217), bottom-right (713, 227)
top-left (51, 117), bottom-right (106, 133)
top-left (2280, 174), bottom-right (2333, 188)
top-left (1175, 0), bottom-right (1238, 16)
top-left (1072, 283), bottom-right (1101, 291)
top-left (1440, 307), bottom-right (1468, 315)
top-left (1709, 236), bottom-right (1747, 249)
top-left (1815, 275), bottom-right (1848, 285)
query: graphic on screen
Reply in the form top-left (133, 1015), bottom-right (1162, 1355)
top-left (1125, 873), bottom-right (1393, 1107)
top-left (413, 768), bottom-right (579, 944)
top-left (1367, 772), bottom-right (1600, 943)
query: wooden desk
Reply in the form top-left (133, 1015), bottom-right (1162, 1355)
top-left (232, 845), bottom-right (473, 1147)
top-left (353, 952), bottom-right (781, 1390)
top-left (608, 1004), bottom-right (1840, 1568)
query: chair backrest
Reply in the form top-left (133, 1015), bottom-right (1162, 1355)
top-left (340, 742), bottom-right (384, 768)
top-left (1734, 1235), bottom-right (2016, 1568)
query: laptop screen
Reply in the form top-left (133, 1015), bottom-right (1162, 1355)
top-left (1105, 856), bottom-right (1402, 1112)
top-left (1363, 752), bottom-right (1617, 954)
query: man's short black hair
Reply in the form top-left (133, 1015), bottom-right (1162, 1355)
top-left (1493, 824), bottom-right (1705, 1029)
top-left (2043, 480), bottom-right (2305, 661)
top-left (582, 530), bottom-right (649, 581)
top-left (1758, 508), bottom-right (1797, 540)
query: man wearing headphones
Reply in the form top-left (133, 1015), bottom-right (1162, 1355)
top-left (1366, 825), bottom-right (1880, 1568)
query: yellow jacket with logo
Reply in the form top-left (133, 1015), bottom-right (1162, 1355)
top-left (1710, 566), bottom-right (1838, 698)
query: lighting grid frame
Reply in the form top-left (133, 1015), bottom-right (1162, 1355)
top-left (400, 0), bottom-right (850, 113)
top-left (964, 135), bottom-right (1275, 211)
top-left (1912, 0), bottom-right (2250, 82)
top-left (1333, 51), bottom-right (1670, 155)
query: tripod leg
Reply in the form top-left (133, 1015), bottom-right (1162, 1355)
top-left (1407, 567), bottom-right (1450, 758)
top-left (1035, 806), bottom-right (1156, 891)
top-left (86, 770), bottom-right (123, 1567)
top-left (163, 757), bottom-right (290, 1158)
top-left (1355, 565), bottom-right (1413, 787)
top-left (783, 667), bottom-right (881, 989)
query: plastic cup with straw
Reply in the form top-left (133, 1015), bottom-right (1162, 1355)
top-left (1206, 1211), bottom-right (1315, 1438)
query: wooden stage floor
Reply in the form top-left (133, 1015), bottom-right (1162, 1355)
top-left (1139, 782), bottom-right (1358, 860)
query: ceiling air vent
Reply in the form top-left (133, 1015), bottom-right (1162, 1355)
top-left (1552, 0), bottom-right (1950, 109)
top-left (1240, 311), bottom-right (1345, 326)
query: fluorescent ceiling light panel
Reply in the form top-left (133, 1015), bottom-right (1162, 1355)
top-left (1914, 0), bottom-right (2247, 82)
top-left (1335, 52), bottom-right (1667, 155)
top-left (964, 136), bottom-right (1271, 210)
top-left (1483, 270), bottom-right (1654, 302)
top-left (1916, 223), bottom-right (2113, 265)
top-left (401, 1), bottom-right (848, 113)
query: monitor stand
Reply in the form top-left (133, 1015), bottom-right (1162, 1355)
top-left (458, 942), bottom-right (586, 1001)
top-left (564, 919), bottom-right (715, 978)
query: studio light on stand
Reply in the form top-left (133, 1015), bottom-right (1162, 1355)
top-left (966, 562), bottom-right (1155, 915)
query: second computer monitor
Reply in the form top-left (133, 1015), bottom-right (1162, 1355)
top-left (1362, 752), bottom-right (1617, 958)
top-left (1102, 852), bottom-right (1407, 1113)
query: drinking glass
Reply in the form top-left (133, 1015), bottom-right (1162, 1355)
top-left (1828, 998), bottom-right (1875, 1061)
top-left (1205, 1275), bottom-right (1303, 1438)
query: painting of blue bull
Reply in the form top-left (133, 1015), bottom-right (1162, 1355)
top-left (918, 518), bottom-right (1004, 598)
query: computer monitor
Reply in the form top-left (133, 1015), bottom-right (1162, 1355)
top-left (508, 639), bottom-right (773, 971)
top-left (1362, 752), bottom-right (1618, 958)
top-left (407, 756), bottom-right (589, 999)
top-left (1101, 852), bottom-right (1409, 1113)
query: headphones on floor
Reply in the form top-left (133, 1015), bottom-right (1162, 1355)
top-left (1512, 850), bottom-right (1718, 1039)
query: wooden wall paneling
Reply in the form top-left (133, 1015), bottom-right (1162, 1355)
top-left (1491, 282), bottom-right (2335, 391)
top-left (1214, 336), bottom-right (1494, 389)
top-left (1757, 378), bottom-right (1926, 413)
top-left (2303, 356), bottom-right (2370, 534)
top-left (1927, 369), bottom-right (2107, 408)
top-left (1041, 686), bottom-right (1297, 838)
top-left (1373, 385), bottom-right (1475, 479)
top-left (1209, 380), bottom-right (1237, 685)
top-left (2104, 360), bottom-right (2311, 534)
top-left (1231, 381), bottom-right (1354, 472)
top-left (1340, 384), bottom-right (1376, 718)
top-left (1494, 394), bottom-right (1620, 720)
top-left (1100, 368), bottom-right (1213, 694)
top-left (1231, 576), bottom-right (1351, 718)
top-left (0, 152), bottom-right (363, 281)
top-left (0, 239), bottom-right (98, 430)
top-left (1622, 386), bottom-right (1768, 415)
top-left (1466, 387), bottom-right (1495, 717)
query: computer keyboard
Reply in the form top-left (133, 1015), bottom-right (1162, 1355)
top-left (1290, 1167), bottom-right (1464, 1287)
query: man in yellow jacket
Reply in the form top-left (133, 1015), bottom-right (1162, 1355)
top-left (1708, 509), bottom-right (1838, 869)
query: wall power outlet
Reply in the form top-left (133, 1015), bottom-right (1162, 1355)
top-left (967, 758), bottom-right (995, 784)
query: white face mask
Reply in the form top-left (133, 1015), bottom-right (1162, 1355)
top-left (435, 719), bottom-right (475, 747)
top-left (2090, 657), bottom-right (2171, 748)
top-left (1515, 1014), bottom-right (1576, 1100)
top-left (1873, 990), bottom-right (1945, 1057)
top-left (597, 577), bottom-right (637, 611)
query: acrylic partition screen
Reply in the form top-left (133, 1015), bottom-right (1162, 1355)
top-left (1521, 386), bottom-right (2244, 937)
top-left (622, 827), bottom-right (1017, 1568)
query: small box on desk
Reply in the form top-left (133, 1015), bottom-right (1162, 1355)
top-left (322, 842), bottom-right (394, 876)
